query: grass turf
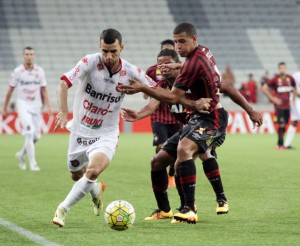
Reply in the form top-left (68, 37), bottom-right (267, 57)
top-left (0, 133), bottom-right (299, 246)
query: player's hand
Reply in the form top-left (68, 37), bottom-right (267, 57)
top-left (2, 109), bottom-right (7, 118)
top-left (54, 112), bottom-right (68, 131)
top-left (271, 97), bottom-right (282, 105)
top-left (48, 106), bottom-right (53, 115)
top-left (118, 79), bottom-right (144, 94)
top-left (121, 108), bottom-right (138, 122)
top-left (195, 98), bottom-right (211, 114)
top-left (158, 63), bottom-right (182, 71)
top-left (248, 110), bottom-right (263, 128)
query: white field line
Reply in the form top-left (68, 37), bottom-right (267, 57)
top-left (0, 217), bottom-right (61, 246)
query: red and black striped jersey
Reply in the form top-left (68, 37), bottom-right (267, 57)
top-left (174, 45), bottom-right (221, 113)
top-left (146, 65), bottom-right (184, 124)
top-left (267, 74), bottom-right (296, 109)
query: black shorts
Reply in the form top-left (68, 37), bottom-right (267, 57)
top-left (152, 122), bottom-right (183, 146)
top-left (162, 108), bottom-right (228, 158)
top-left (274, 108), bottom-right (290, 124)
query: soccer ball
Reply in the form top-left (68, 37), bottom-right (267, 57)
top-left (104, 200), bottom-right (136, 231)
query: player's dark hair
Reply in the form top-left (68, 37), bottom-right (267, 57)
top-left (173, 23), bottom-right (196, 37)
top-left (23, 46), bottom-right (34, 53)
top-left (160, 39), bottom-right (175, 49)
top-left (100, 28), bottom-right (122, 44)
top-left (278, 61), bottom-right (286, 67)
top-left (157, 49), bottom-right (180, 63)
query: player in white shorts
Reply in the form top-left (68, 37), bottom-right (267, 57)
top-left (2, 47), bottom-right (52, 171)
top-left (284, 71), bottom-right (300, 148)
top-left (52, 28), bottom-right (156, 227)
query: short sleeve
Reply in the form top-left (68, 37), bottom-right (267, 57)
top-left (60, 56), bottom-right (90, 87)
top-left (131, 66), bottom-right (157, 88)
top-left (9, 69), bottom-right (19, 87)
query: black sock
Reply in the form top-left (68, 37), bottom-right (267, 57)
top-left (179, 159), bottom-right (196, 210)
top-left (169, 164), bottom-right (175, 176)
top-left (151, 170), bottom-right (170, 212)
top-left (277, 126), bottom-right (285, 146)
top-left (202, 158), bottom-right (226, 201)
top-left (175, 171), bottom-right (184, 210)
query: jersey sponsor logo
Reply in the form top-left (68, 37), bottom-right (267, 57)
top-left (277, 86), bottom-right (293, 93)
top-left (69, 65), bottom-right (80, 80)
top-left (20, 80), bottom-right (40, 85)
top-left (81, 115), bottom-right (103, 129)
top-left (206, 50), bottom-right (213, 59)
top-left (85, 83), bottom-right (121, 103)
top-left (83, 99), bottom-right (113, 115)
top-left (77, 137), bottom-right (100, 145)
top-left (169, 104), bottom-right (185, 114)
top-left (103, 78), bottom-right (114, 84)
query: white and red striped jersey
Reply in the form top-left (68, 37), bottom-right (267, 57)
top-left (61, 53), bottom-right (156, 137)
top-left (9, 64), bottom-right (47, 110)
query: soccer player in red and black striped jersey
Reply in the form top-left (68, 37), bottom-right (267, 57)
top-left (121, 23), bottom-right (263, 224)
top-left (146, 40), bottom-right (182, 187)
top-left (262, 62), bottom-right (297, 150)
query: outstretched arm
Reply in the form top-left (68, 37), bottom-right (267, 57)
top-left (54, 80), bottom-right (69, 131)
top-left (220, 82), bottom-right (263, 127)
top-left (261, 84), bottom-right (281, 105)
top-left (121, 98), bottom-right (160, 122)
top-left (2, 86), bottom-right (14, 118)
top-left (120, 79), bottom-right (211, 113)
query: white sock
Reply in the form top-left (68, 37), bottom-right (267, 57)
top-left (90, 182), bottom-right (100, 199)
top-left (284, 125), bottom-right (296, 147)
top-left (24, 134), bottom-right (37, 166)
top-left (59, 175), bottom-right (96, 211)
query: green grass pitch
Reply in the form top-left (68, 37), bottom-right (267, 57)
top-left (0, 133), bottom-right (300, 246)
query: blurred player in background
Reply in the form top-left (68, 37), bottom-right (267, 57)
top-left (262, 62), bottom-right (297, 150)
top-left (52, 28), bottom-right (156, 227)
top-left (121, 23), bottom-right (263, 223)
top-left (146, 40), bottom-right (179, 187)
top-left (2, 47), bottom-right (52, 171)
top-left (284, 71), bottom-right (300, 148)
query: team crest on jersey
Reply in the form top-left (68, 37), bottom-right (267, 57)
top-left (97, 63), bottom-right (104, 71)
top-left (137, 67), bottom-right (142, 75)
top-left (82, 57), bottom-right (88, 64)
top-left (119, 69), bottom-right (126, 76)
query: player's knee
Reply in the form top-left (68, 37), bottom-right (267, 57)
top-left (85, 167), bottom-right (101, 180)
top-left (151, 156), bottom-right (162, 171)
top-left (71, 172), bottom-right (83, 181)
top-left (177, 144), bottom-right (193, 160)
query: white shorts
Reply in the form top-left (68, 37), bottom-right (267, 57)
top-left (67, 131), bottom-right (119, 172)
top-left (18, 107), bottom-right (41, 139)
top-left (290, 99), bottom-right (300, 121)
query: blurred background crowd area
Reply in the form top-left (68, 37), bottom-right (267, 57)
top-left (1, 0), bottom-right (299, 111)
